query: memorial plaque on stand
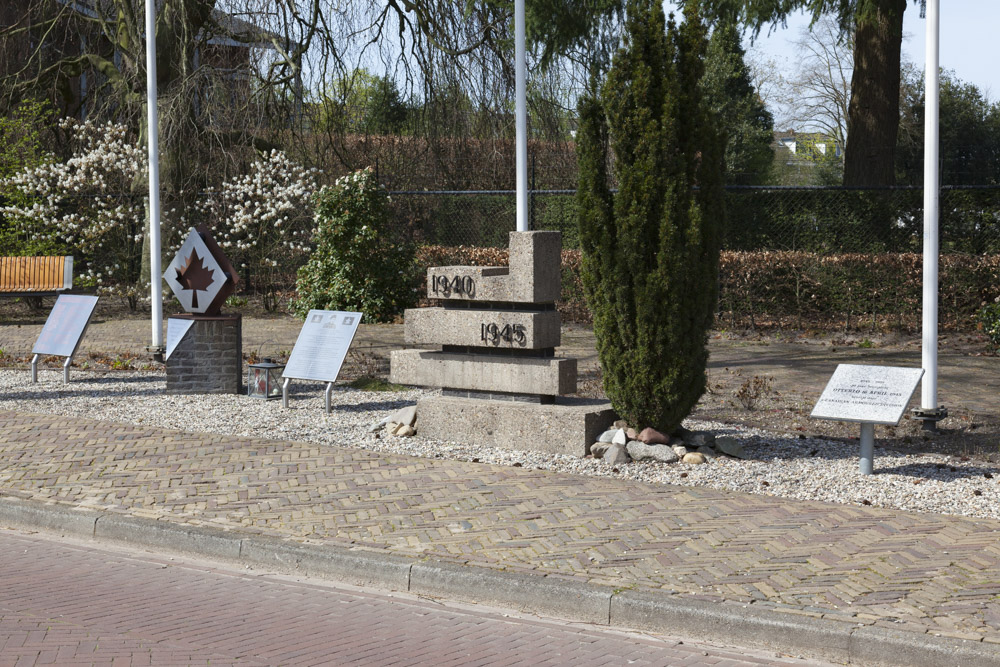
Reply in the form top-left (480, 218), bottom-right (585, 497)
top-left (31, 294), bottom-right (99, 383)
top-left (810, 364), bottom-right (923, 475)
top-left (282, 310), bottom-right (363, 413)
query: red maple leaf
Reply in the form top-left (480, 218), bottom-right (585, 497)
top-left (176, 249), bottom-right (215, 309)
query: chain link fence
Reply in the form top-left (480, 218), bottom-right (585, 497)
top-left (387, 185), bottom-right (1000, 255)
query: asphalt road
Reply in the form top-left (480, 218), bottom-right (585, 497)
top-left (0, 527), bottom-right (829, 667)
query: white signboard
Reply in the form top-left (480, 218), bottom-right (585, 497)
top-left (165, 318), bottom-right (196, 361)
top-left (32, 294), bottom-right (99, 358)
top-left (810, 364), bottom-right (924, 425)
top-left (283, 310), bottom-right (362, 383)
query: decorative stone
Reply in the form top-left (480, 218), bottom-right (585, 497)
top-left (626, 441), bottom-right (679, 464)
top-left (597, 429), bottom-right (617, 444)
top-left (637, 427), bottom-right (670, 445)
top-left (671, 445), bottom-right (688, 458)
top-left (590, 442), bottom-right (611, 459)
top-left (683, 452), bottom-right (707, 464)
top-left (684, 431), bottom-right (716, 448)
top-left (716, 436), bottom-right (747, 459)
top-left (388, 405), bottom-right (417, 427)
top-left (696, 446), bottom-right (718, 459)
top-left (385, 421), bottom-right (400, 433)
top-left (394, 424), bottom-right (416, 437)
top-left (611, 428), bottom-right (628, 445)
top-left (625, 427), bottom-right (638, 440)
top-left (603, 443), bottom-right (630, 466)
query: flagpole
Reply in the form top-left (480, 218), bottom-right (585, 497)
top-left (145, 0), bottom-right (164, 357)
top-left (515, 0), bottom-right (528, 232)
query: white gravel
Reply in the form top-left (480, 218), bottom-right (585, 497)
top-left (3, 369), bottom-right (1000, 521)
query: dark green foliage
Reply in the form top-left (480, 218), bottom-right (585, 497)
top-left (896, 70), bottom-right (1000, 186)
top-left (576, 0), bottom-right (725, 432)
top-left (700, 21), bottom-right (774, 184)
top-left (290, 168), bottom-right (418, 323)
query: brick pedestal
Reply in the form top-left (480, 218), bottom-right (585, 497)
top-left (165, 314), bottom-right (242, 394)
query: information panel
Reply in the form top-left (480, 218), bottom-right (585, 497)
top-left (32, 294), bottom-right (99, 358)
top-left (810, 364), bottom-right (923, 425)
top-left (282, 310), bottom-right (362, 383)
top-left (165, 318), bottom-right (196, 361)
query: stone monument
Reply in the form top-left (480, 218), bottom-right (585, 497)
top-left (163, 226), bottom-right (242, 394)
top-left (390, 231), bottom-right (615, 456)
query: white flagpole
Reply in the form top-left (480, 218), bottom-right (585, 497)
top-left (920, 0), bottom-right (941, 429)
top-left (145, 0), bottom-right (164, 354)
top-left (515, 0), bottom-right (528, 232)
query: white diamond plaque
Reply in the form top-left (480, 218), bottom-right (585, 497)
top-left (810, 364), bottom-right (924, 425)
top-left (163, 229), bottom-right (228, 314)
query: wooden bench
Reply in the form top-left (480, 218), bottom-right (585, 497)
top-left (0, 256), bottom-right (74, 304)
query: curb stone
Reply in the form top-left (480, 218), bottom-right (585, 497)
top-left (1, 495), bottom-right (997, 667)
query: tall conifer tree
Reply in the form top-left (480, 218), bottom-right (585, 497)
top-left (577, 0), bottom-right (725, 433)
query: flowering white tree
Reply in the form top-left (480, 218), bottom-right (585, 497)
top-left (0, 119), bottom-right (148, 308)
top-left (197, 150), bottom-right (318, 310)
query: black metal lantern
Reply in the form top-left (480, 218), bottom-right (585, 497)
top-left (248, 358), bottom-right (284, 399)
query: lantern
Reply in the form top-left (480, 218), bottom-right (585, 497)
top-left (248, 358), bottom-right (284, 399)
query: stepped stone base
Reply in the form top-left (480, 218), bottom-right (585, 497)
top-left (390, 349), bottom-right (576, 396)
top-left (165, 314), bottom-right (242, 394)
top-left (416, 395), bottom-right (616, 457)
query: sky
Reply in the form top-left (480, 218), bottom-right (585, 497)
top-left (747, 1), bottom-right (1000, 101)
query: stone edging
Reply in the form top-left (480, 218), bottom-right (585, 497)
top-left (1, 496), bottom-right (995, 667)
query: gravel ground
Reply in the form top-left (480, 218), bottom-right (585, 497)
top-left (3, 369), bottom-right (1000, 521)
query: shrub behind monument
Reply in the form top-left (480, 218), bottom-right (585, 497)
top-left (291, 167), bottom-right (418, 323)
top-left (576, 1), bottom-right (725, 432)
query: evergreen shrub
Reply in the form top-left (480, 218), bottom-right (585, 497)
top-left (576, 0), bottom-right (725, 432)
top-left (291, 167), bottom-right (418, 322)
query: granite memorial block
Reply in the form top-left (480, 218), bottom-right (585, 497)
top-left (389, 231), bottom-right (615, 455)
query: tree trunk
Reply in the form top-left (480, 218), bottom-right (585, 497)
top-left (843, 0), bottom-right (906, 186)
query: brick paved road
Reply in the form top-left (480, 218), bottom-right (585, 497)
top-left (0, 527), bottom-right (828, 667)
top-left (1, 411), bottom-right (999, 647)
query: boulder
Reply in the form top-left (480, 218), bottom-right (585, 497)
top-left (597, 429), bottom-right (618, 444)
top-left (603, 443), bottom-right (631, 465)
top-left (716, 436), bottom-right (747, 459)
top-left (683, 452), bottom-right (707, 464)
top-left (591, 442), bottom-right (611, 459)
top-left (626, 441), bottom-right (679, 464)
top-left (683, 431), bottom-right (716, 448)
top-left (611, 428), bottom-right (628, 445)
top-left (637, 427), bottom-right (670, 445)
top-left (388, 404), bottom-right (417, 427)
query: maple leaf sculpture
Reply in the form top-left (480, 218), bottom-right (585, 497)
top-left (175, 249), bottom-right (215, 310)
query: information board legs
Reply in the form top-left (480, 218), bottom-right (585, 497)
top-left (324, 382), bottom-right (334, 415)
top-left (63, 356), bottom-right (71, 383)
top-left (30, 355), bottom-right (38, 383)
top-left (282, 377), bottom-right (291, 409)
top-left (859, 423), bottom-right (875, 475)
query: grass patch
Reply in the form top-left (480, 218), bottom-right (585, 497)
top-left (348, 376), bottom-right (408, 392)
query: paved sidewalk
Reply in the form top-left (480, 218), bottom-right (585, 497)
top-left (1, 409), bottom-right (999, 665)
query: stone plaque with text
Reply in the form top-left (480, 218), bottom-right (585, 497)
top-left (283, 310), bottom-right (362, 383)
top-left (810, 364), bottom-right (924, 425)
